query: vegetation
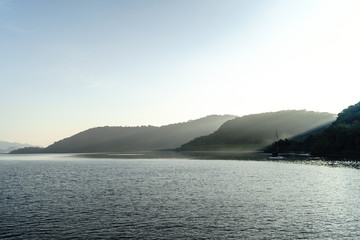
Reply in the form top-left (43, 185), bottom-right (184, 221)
top-left (178, 110), bottom-right (336, 151)
top-left (310, 102), bottom-right (360, 155)
top-left (10, 147), bottom-right (45, 154)
top-left (263, 123), bottom-right (331, 153)
top-left (14, 101), bottom-right (360, 156)
top-left (11, 115), bottom-right (235, 154)
top-left (265, 102), bottom-right (360, 156)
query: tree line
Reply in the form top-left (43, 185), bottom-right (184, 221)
top-left (265, 102), bottom-right (360, 156)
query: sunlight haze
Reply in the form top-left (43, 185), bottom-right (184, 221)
top-left (1, 0), bottom-right (359, 146)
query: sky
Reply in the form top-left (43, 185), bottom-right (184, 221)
top-left (1, 0), bottom-right (360, 146)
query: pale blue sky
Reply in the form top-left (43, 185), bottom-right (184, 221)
top-left (1, 0), bottom-right (360, 146)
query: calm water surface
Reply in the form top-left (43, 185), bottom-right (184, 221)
top-left (1, 154), bottom-right (360, 239)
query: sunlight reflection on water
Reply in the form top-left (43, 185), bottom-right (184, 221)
top-left (1, 154), bottom-right (360, 239)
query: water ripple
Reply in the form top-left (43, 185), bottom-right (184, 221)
top-left (1, 156), bottom-right (360, 239)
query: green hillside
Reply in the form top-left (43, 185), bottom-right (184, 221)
top-left (307, 102), bottom-right (360, 155)
top-left (264, 101), bottom-right (360, 156)
top-left (178, 110), bottom-right (336, 151)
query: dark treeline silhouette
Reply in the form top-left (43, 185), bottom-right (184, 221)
top-left (11, 147), bottom-right (46, 154)
top-left (265, 101), bottom-right (360, 156)
top-left (178, 110), bottom-right (336, 151)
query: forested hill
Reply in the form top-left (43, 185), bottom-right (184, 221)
top-left (302, 102), bottom-right (360, 155)
top-left (36, 115), bottom-right (235, 153)
top-left (178, 110), bottom-right (336, 151)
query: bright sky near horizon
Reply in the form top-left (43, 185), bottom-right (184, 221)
top-left (1, 0), bottom-right (360, 146)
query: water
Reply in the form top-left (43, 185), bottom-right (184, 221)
top-left (1, 154), bottom-right (360, 239)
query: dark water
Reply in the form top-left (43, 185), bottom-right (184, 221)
top-left (1, 154), bottom-right (360, 239)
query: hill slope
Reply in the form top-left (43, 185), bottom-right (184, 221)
top-left (306, 102), bottom-right (360, 155)
top-left (41, 115), bottom-right (235, 153)
top-left (178, 110), bottom-right (336, 151)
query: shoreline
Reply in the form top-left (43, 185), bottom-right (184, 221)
top-left (6, 149), bottom-right (360, 162)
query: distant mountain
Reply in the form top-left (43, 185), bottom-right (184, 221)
top-left (0, 141), bottom-right (33, 153)
top-left (178, 110), bottom-right (336, 151)
top-left (21, 115), bottom-right (235, 153)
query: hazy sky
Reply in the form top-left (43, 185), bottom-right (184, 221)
top-left (1, 0), bottom-right (360, 146)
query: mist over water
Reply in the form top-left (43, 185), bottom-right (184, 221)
top-left (1, 154), bottom-right (360, 239)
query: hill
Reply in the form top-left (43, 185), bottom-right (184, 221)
top-left (178, 110), bottom-right (336, 151)
top-left (0, 141), bottom-right (33, 153)
top-left (19, 115), bottom-right (235, 153)
top-left (304, 102), bottom-right (360, 155)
